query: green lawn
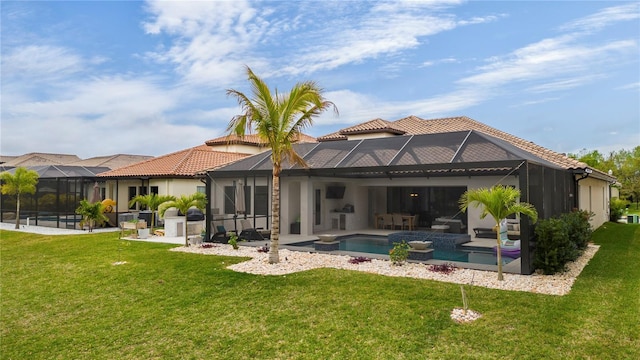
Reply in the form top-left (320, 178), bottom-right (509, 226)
top-left (1, 223), bottom-right (639, 359)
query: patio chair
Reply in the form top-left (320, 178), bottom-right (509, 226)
top-left (209, 222), bottom-right (231, 243)
top-left (382, 213), bottom-right (394, 229)
top-left (392, 213), bottom-right (406, 230)
top-left (238, 219), bottom-right (265, 241)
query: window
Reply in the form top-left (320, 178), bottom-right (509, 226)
top-left (151, 186), bottom-right (159, 195)
top-left (196, 186), bottom-right (206, 194)
top-left (128, 187), bottom-right (137, 210)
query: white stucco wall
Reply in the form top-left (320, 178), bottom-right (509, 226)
top-left (104, 178), bottom-right (204, 213)
top-left (577, 177), bottom-right (610, 228)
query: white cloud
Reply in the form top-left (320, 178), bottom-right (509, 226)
top-left (616, 82), bottom-right (640, 91)
top-left (559, 3), bottom-right (640, 33)
top-left (142, 0), bottom-right (269, 86)
top-left (2, 45), bottom-right (87, 79)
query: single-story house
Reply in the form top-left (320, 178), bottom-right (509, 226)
top-left (0, 153), bottom-right (151, 228)
top-left (96, 134), bottom-right (316, 224)
top-left (206, 116), bottom-right (616, 274)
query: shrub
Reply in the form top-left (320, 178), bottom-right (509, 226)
top-left (228, 234), bottom-right (239, 250)
top-left (389, 241), bottom-right (410, 266)
top-left (428, 263), bottom-right (456, 274)
top-left (560, 210), bottom-right (593, 252)
top-left (348, 256), bottom-right (372, 264)
top-left (533, 217), bottom-right (579, 274)
top-left (609, 197), bottom-right (629, 221)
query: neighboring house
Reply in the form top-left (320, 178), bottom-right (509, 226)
top-left (0, 153), bottom-right (151, 228)
top-left (207, 116), bottom-right (616, 275)
top-left (96, 133), bottom-right (317, 217)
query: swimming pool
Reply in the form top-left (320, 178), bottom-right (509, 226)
top-left (288, 234), bottom-right (516, 265)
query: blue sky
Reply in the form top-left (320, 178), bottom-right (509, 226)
top-left (1, 1), bottom-right (638, 159)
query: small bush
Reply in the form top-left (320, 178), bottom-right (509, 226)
top-left (389, 241), bottom-right (410, 266)
top-left (610, 197), bottom-right (629, 221)
top-left (228, 235), bottom-right (239, 250)
top-left (561, 210), bottom-right (593, 252)
top-left (533, 217), bottom-right (579, 274)
top-left (428, 263), bottom-right (456, 275)
top-left (348, 256), bottom-right (372, 264)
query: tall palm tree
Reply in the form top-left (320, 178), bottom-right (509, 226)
top-left (76, 199), bottom-right (108, 232)
top-left (158, 193), bottom-right (207, 247)
top-left (129, 194), bottom-right (176, 231)
top-left (1, 167), bottom-right (39, 229)
top-left (226, 66), bottom-right (337, 263)
top-left (459, 185), bottom-right (538, 280)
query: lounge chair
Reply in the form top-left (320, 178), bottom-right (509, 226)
top-left (208, 222), bottom-right (231, 243)
top-left (238, 219), bottom-right (265, 241)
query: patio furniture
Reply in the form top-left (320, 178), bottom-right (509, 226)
top-left (402, 214), bottom-right (417, 231)
top-left (209, 223), bottom-right (232, 243)
top-left (238, 219), bottom-right (266, 241)
top-left (392, 213), bottom-right (406, 230)
top-left (473, 227), bottom-right (495, 239)
top-left (430, 224), bottom-right (450, 233)
top-left (433, 217), bottom-right (466, 233)
top-left (382, 213), bottom-right (394, 229)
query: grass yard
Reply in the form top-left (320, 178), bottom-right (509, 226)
top-left (1, 223), bottom-right (639, 359)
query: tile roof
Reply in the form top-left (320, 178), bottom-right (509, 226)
top-left (317, 118), bottom-right (406, 141)
top-left (205, 133), bottom-right (317, 146)
top-left (70, 154), bottom-right (153, 169)
top-left (1, 152), bottom-right (81, 167)
top-left (338, 118), bottom-right (406, 136)
top-left (319, 115), bottom-right (590, 171)
top-left (97, 145), bottom-right (250, 178)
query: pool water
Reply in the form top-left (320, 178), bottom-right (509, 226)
top-left (290, 235), bottom-right (516, 266)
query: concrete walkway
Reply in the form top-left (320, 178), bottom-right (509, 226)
top-left (0, 222), bottom-right (185, 245)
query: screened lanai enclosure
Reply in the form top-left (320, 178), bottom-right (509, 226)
top-left (207, 130), bottom-right (588, 274)
top-left (0, 165), bottom-right (110, 229)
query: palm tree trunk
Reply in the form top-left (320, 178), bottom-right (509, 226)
top-left (495, 221), bottom-right (504, 281)
top-left (269, 171), bottom-right (280, 264)
top-left (14, 195), bottom-right (20, 229)
top-left (184, 220), bottom-right (189, 247)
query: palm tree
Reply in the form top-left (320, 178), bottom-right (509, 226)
top-left (226, 66), bottom-right (337, 263)
top-left (76, 199), bottom-right (108, 232)
top-left (1, 167), bottom-right (39, 229)
top-left (158, 193), bottom-right (207, 247)
top-left (459, 185), bottom-right (538, 280)
top-left (128, 194), bottom-right (176, 231)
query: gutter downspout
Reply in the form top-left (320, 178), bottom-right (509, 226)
top-left (574, 168), bottom-right (592, 210)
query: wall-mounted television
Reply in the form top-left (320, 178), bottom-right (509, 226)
top-left (326, 185), bottom-right (346, 199)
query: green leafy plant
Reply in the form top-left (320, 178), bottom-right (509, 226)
top-left (561, 210), bottom-right (593, 251)
top-left (75, 199), bottom-right (108, 232)
top-left (389, 241), bottom-right (410, 266)
top-left (128, 194), bottom-right (176, 231)
top-left (228, 234), bottom-right (239, 250)
top-left (533, 217), bottom-right (578, 274)
top-left (609, 197), bottom-right (629, 221)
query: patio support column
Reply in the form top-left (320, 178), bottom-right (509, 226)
top-left (300, 180), bottom-right (313, 235)
top-left (519, 161), bottom-right (534, 275)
